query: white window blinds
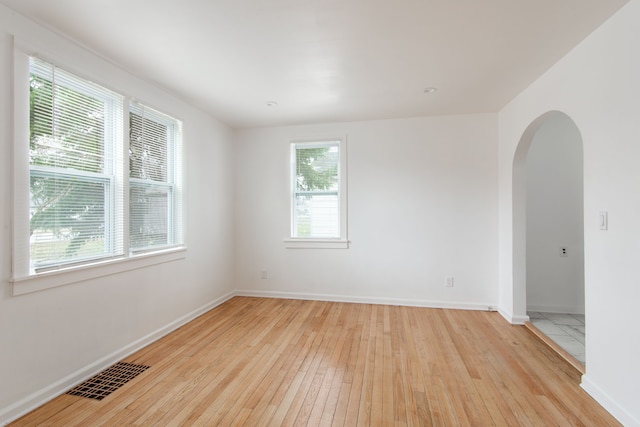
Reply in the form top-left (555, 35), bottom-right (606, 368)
top-left (13, 55), bottom-right (184, 282)
top-left (129, 103), bottom-right (183, 253)
top-left (291, 141), bottom-right (341, 238)
top-left (27, 58), bottom-right (124, 273)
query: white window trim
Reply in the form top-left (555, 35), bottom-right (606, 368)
top-left (11, 248), bottom-right (187, 296)
top-left (11, 45), bottom-right (187, 295)
top-left (283, 238), bottom-right (349, 249)
top-left (285, 136), bottom-right (349, 249)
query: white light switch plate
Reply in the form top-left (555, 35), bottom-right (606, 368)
top-left (599, 211), bottom-right (608, 231)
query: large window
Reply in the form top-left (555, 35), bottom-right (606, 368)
top-left (28, 58), bottom-right (124, 271)
top-left (13, 55), bottom-right (183, 286)
top-left (289, 139), bottom-right (348, 247)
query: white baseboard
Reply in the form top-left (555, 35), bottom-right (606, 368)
top-left (0, 291), bottom-right (235, 427)
top-left (581, 375), bottom-right (640, 427)
top-left (497, 306), bottom-right (529, 325)
top-left (526, 304), bottom-right (584, 315)
top-left (235, 289), bottom-right (497, 312)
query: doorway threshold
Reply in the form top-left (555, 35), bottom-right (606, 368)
top-left (524, 321), bottom-right (585, 375)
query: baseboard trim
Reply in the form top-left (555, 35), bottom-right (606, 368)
top-left (497, 306), bottom-right (529, 325)
top-left (526, 304), bottom-right (585, 315)
top-left (581, 375), bottom-right (640, 427)
top-left (234, 289), bottom-right (496, 312)
top-left (0, 291), bottom-right (235, 426)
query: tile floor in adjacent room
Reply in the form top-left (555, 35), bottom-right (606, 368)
top-left (527, 312), bottom-right (585, 364)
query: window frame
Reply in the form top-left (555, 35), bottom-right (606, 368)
top-left (11, 48), bottom-right (186, 296)
top-left (285, 137), bottom-right (349, 249)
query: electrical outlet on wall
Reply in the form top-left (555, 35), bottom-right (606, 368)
top-left (445, 276), bottom-right (454, 287)
top-left (559, 247), bottom-right (568, 257)
top-left (260, 270), bottom-right (268, 279)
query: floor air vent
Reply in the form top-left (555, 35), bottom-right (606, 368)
top-left (67, 362), bottom-right (150, 400)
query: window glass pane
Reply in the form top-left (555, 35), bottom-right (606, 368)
top-left (130, 112), bottom-right (168, 182)
top-left (30, 173), bottom-right (108, 267)
top-left (295, 145), bottom-right (339, 192)
top-left (30, 64), bottom-right (106, 173)
top-left (294, 194), bottom-right (339, 238)
top-left (129, 183), bottom-right (170, 250)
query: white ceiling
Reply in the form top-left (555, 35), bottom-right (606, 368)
top-left (0, 0), bottom-right (628, 129)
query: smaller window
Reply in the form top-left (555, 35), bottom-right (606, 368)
top-left (288, 139), bottom-right (348, 248)
top-left (129, 103), bottom-right (183, 253)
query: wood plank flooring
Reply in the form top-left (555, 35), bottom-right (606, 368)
top-left (11, 297), bottom-right (620, 426)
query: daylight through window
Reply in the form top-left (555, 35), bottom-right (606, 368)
top-left (291, 140), bottom-right (344, 239)
top-left (129, 104), bottom-right (181, 253)
top-left (28, 58), bottom-right (124, 271)
top-left (16, 57), bottom-right (183, 279)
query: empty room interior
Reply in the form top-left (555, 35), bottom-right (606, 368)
top-left (0, 0), bottom-right (639, 425)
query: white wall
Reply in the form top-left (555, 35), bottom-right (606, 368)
top-left (235, 114), bottom-right (498, 309)
top-left (526, 115), bottom-right (584, 314)
top-left (498, 1), bottom-right (640, 424)
top-left (0, 6), bottom-right (236, 424)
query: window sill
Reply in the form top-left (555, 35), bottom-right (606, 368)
top-left (284, 239), bottom-right (349, 249)
top-left (11, 247), bottom-right (187, 296)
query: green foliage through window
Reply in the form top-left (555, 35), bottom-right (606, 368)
top-left (295, 146), bottom-right (338, 192)
top-left (29, 59), bottom-right (113, 266)
top-left (292, 142), bottom-right (340, 238)
top-left (16, 55), bottom-right (182, 278)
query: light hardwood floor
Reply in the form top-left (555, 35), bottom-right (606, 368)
top-left (11, 297), bottom-right (620, 426)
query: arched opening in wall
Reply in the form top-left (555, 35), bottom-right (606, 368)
top-left (513, 111), bottom-right (585, 369)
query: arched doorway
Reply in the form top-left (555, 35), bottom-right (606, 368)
top-left (513, 111), bottom-right (585, 365)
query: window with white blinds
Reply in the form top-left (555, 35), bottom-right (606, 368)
top-left (13, 55), bottom-right (184, 281)
top-left (27, 58), bottom-right (124, 272)
top-left (290, 139), bottom-right (347, 244)
top-left (129, 104), bottom-right (182, 253)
